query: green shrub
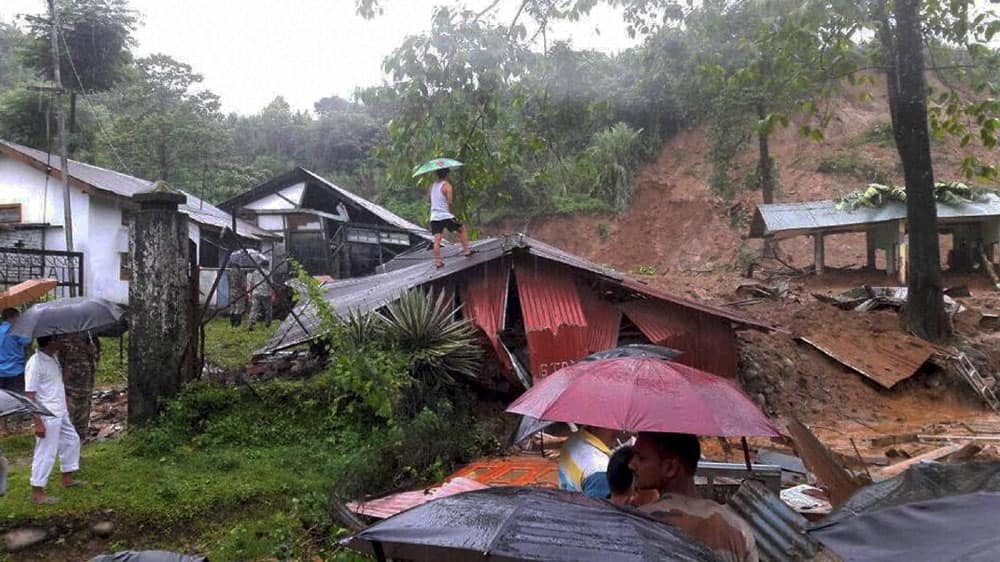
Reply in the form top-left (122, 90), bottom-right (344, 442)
top-left (588, 122), bottom-right (648, 213)
top-left (817, 152), bottom-right (891, 184)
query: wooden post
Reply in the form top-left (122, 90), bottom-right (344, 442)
top-left (814, 233), bottom-right (825, 275)
top-left (866, 230), bottom-right (877, 270)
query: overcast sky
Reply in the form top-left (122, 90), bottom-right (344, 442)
top-left (1, 1), bottom-right (638, 114)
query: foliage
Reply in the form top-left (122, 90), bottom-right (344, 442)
top-left (633, 264), bottom-right (657, 275)
top-left (588, 122), bottom-right (648, 212)
top-left (856, 122), bottom-right (895, 146)
top-left (21, 0), bottom-right (138, 93)
top-left (380, 288), bottom-right (482, 384)
top-left (835, 181), bottom-right (988, 211)
top-left (817, 152), bottom-right (891, 184)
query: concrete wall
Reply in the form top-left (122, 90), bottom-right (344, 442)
top-left (86, 195), bottom-right (129, 303)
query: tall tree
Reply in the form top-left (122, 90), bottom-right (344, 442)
top-left (22, 0), bottom-right (137, 155)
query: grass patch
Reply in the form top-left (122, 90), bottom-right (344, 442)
top-left (816, 152), bottom-right (891, 184)
top-left (95, 319), bottom-right (278, 386)
top-left (855, 122), bottom-right (895, 146)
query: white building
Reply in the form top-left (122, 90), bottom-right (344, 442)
top-left (0, 140), bottom-right (278, 303)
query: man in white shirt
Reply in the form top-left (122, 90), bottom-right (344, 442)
top-left (25, 335), bottom-right (83, 504)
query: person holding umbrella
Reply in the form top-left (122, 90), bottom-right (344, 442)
top-left (631, 432), bottom-right (758, 562)
top-left (0, 308), bottom-right (31, 435)
top-left (413, 159), bottom-right (472, 268)
top-left (25, 335), bottom-right (83, 504)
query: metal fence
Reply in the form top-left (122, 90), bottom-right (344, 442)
top-left (0, 246), bottom-right (84, 298)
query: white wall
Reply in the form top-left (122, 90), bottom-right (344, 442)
top-left (244, 181), bottom-right (306, 211)
top-left (257, 214), bottom-right (285, 231)
top-left (85, 197), bottom-right (129, 303)
top-left (0, 155), bottom-right (90, 250)
top-left (0, 155), bottom-right (205, 304)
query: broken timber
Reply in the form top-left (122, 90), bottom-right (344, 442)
top-left (873, 443), bottom-right (966, 481)
top-left (936, 350), bottom-right (1000, 413)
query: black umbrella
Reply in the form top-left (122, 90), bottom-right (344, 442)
top-left (343, 487), bottom-right (721, 562)
top-left (809, 462), bottom-right (1000, 562)
top-left (511, 345), bottom-right (682, 445)
top-left (0, 389), bottom-right (54, 418)
top-left (227, 249), bottom-right (268, 269)
top-left (11, 297), bottom-right (125, 339)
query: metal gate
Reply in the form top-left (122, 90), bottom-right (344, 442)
top-left (0, 246), bottom-right (84, 298)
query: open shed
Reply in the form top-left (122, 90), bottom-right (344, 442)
top-left (262, 234), bottom-right (772, 387)
top-left (750, 195), bottom-right (1000, 277)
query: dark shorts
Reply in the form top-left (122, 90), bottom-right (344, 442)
top-left (0, 374), bottom-right (25, 393)
top-left (431, 218), bottom-right (463, 235)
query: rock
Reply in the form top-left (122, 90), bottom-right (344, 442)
top-left (754, 393), bottom-right (767, 407)
top-left (4, 528), bottom-right (48, 552)
top-left (92, 521), bottom-right (114, 538)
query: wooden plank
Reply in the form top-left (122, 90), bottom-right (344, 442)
top-left (786, 418), bottom-right (864, 508)
top-left (873, 443), bottom-right (965, 480)
top-left (917, 434), bottom-right (1000, 442)
top-left (869, 433), bottom-right (918, 448)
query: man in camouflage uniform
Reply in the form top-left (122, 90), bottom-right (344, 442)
top-left (247, 261), bottom-right (272, 330)
top-left (227, 266), bottom-right (249, 327)
top-left (60, 332), bottom-right (99, 440)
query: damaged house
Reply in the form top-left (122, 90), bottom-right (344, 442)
top-left (262, 234), bottom-right (772, 385)
top-left (219, 168), bottom-right (431, 278)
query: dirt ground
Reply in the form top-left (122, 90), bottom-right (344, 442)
top-left (490, 74), bottom-right (1000, 469)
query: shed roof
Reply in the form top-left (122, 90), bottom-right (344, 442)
top-left (750, 194), bottom-right (1000, 239)
top-left (219, 167), bottom-right (432, 240)
top-left (262, 234), bottom-right (773, 353)
top-left (0, 140), bottom-right (276, 241)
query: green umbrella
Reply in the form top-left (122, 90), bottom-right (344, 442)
top-left (412, 158), bottom-right (463, 178)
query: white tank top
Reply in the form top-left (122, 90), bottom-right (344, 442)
top-left (429, 181), bottom-right (455, 221)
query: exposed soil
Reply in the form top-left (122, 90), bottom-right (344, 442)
top-left (489, 74), bottom-right (1000, 462)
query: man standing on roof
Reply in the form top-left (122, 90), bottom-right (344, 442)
top-left (429, 168), bottom-right (472, 268)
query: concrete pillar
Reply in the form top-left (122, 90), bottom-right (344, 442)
top-left (814, 233), bottom-right (825, 275)
top-left (128, 185), bottom-right (192, 425)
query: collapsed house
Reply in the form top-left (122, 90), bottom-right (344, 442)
top-left (262, 234), bottom-right (772, 385)
top-left (750, 194), bottom-right (1000, 277)
top-left (219, 167), bottom-right (431, 278)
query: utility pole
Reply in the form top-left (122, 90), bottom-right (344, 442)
top-left (48, 0), bottom-right (73, 255)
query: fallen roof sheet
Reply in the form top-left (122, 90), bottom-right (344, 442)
top-left (346, 477), bottom-right (488, 520)
top-left (798, 330), bottom-right (939, 389)
top-left (0, 140), bottom-right (275, 241)
top-left (726, 480), bottom-right (818, 562)
top-left (0, 278), bottom-right (57, 309)
top-left (751, 194), bottom-right (1000, 239)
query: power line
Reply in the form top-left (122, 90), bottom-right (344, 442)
top-left (57, 26), bottom-right (135, 178)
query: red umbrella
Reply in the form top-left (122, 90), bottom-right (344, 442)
top-left (506, 356), bottom-right (780, 437)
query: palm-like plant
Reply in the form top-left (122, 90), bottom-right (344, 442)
top-left (379, 288), bottom-right (482, 382)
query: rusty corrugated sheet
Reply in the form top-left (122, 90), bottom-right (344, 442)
top-left (514, 259), bottom-right (587, 333)
top-left (620, 299), bottom-right (739, 378)
top-left (515, 259), bottom-right (589, 378)
top-left (727, 480), bottom-right (818, 562)
top-left (620, 277), bottom-right (775, 332)
top-left (579, 286), bottom-right (621, 354)
top-left (461, 261), bottom-right (513, 371)
top-left (346, 477), bottom-right (488, 519)
top-left (798, 330), bottom-right (938, 389)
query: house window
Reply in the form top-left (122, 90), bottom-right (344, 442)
top-left (119, 252), bottom-right (131, 281)
top-left (0, 203), bottom-right (21, 224)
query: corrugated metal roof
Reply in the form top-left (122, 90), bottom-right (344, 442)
top-left (346, 477), bottom-right (488, 520)
top-left (751, 195), bottom-right (1000, 239)
top-left (798, 330), bottom-right (939, 389)
top-left (0, 140), bottom-right (275, 241)
top-left (261, 234), bottom-right (773, 354)
top-left (579, 286), bottom-right (621, 354)
top-left (727, 480), bottom-right (818, 562)
top-left (461, 261), bottom-right (513, 373)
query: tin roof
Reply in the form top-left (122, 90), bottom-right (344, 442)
top-left (219, 167), bottom-right (431, 240)
top-left (0, 140), bottom-right (276, 240)
top-left (261, 234), bottom-right (773, 354)
top-left (727, 480), bottom-right (818, 562)
top-left (750, 194), bottom-right (1000, 239)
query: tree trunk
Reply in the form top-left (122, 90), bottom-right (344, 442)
top-left (881, 0), bottom-right (949, 340)
top-left (757, 103), bottom-right (777, 257)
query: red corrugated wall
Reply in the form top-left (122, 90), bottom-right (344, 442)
top-left (461, 261), bottom-right (512, 370)
top-left (578, 285), bottom-right (621, 354)
top-left (514, 259), bottom-right (589, 379)
top-left (619, 299), bottom-right (738, 378)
